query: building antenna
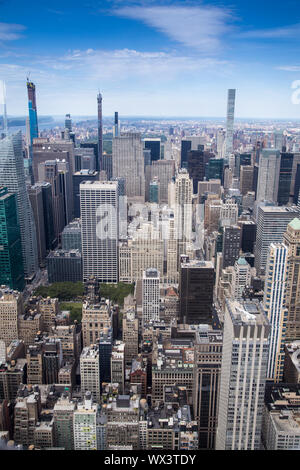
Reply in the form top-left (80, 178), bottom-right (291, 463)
top-left (2, 81), bottom-right (8, 137)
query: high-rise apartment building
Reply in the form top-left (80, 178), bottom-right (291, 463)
top-left (225, 89), bottom-right (236, 157)
top-left (26, 80), bottom-right (38, 146)
top-left (0, 132), bottom-right (39, 279)
top-left (216, 299), bottom-right (270, 450)
top-left (97, 92), bottom-right (103, 171)
top-left (80, 181), bottom-right (119, 282)
top-left (222, 225), bottom-right (241, 269)
top-left (53, 395), bottom-right (76, 450)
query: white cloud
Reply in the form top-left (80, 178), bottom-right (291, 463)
top-left (239, 23), bottom-right (300, 39)
top-left (113, 5), bottom-right (234, 52)
top-left (276, 65), bottom-right (300, 72)
top-left (0, 22), bottom-right (25, 41)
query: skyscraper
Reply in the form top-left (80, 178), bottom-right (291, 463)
top-left (112, 133), bottom-right (145, 201)
top-left (216, 299), bottom-right (270, 450)
top-left (256, 149), bottom-right (281, 204)
top-left (255, 206), bottom-right (298, 275)
top-left (113, 112), bottom-right (119, 137)
top-left (283, 218), bottom-right (300, 340)
top-left (179, 259), bottom-right (214, 325)
top-left (0, 132), bottom-right (39, 279)
top-left (26, 79), bottom-right (38, 146)
top-left (97, 92), bottom-right (103, 171)
top-left (225, 89), bottom-right (236, 157)
top-left (142, 268), bottom-right (160, 325)
top-left (263, 243), bottom-right (288, 382)
top-left (80, 180), bottom-right (119, 282)
top-left (0, 187), bottom-right (24, 291)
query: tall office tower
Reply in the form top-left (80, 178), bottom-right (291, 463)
top-left (146, 159), bottom-right (175, 203)
top-left (238, 220), bottom-right (256, 254)
top-left (240, 165), bottom-right (254, 195)
top-left (0, 288), bottom-right (23, 346)
top-left (74, 147), bottom-right (96, 172)
top-left (179, 259), bottom-right (214, 325)
top-left (0, 187), bottom-right (24, 291)
top-left (144, 138), bottom-right (161, 162)
top-left (99, 329), bottom-right (112, 387)
top-left (180, 139), bottom-right (192, 168)
top-left (73, 170), bottom-right (99, 218)
top-left (232, 257), bottom-right (251, 301)
top-left (225, 89), bottom-right (236, 157)
top-left (263, 243), bottom-right (288, 383)
top-left (278, 152), bottom-right (294, 205)
top-left (142, 268), bottom-right (160, 325)
top-left (80, 181), bottom-right (118, 282)
top-left (80, 345), bottom-right (101, 403)
top-left (38, 160), bottom-right (65, 241)
top-left (28, 184), bottom-right (46, 267)
top-left (187, 149), bottom-right (212, 194)
top-left (222, 225), bottom-right (241, 269)
top-left (65, 114), bottom-right (72, 131)
top-left (112, 133), bottom-right (145, 201)
top-left (0, 132), bottom-right (38, 279)
top-left (34, 182), bottom-right (55, 251)
top-left (256, 149), bottom-right (281, 203)
top-left (26, 79), bottom-right (38, 146)
top-left (255, 206), bottom-right (298, 275)
top-left (53, 395), bottom-right (76, 450)
top-left (14, 385), bottom-right (41, 447)
top-left (57, 159), bottom-right (73, 225)
top-left (122, 309), bottom-right (139, 367)
top-left (283, 218), bottom-right (300, 340)
top-left (97, 92), bottom-right (103, 171)
top-left (113, 112), bottom-right (119, 137)
top-left (193, 326), bottom-right (223, 449)
top-left (73, 392), bottom-right (98, 450)
top-left (111, 340), bottom-right (125, 393)
top-left (215, 299), bottom-right (270, 450)
top-left (274, 130), bottom-right (284, 150)
top-left (174, 169), bottom-right (193, 260)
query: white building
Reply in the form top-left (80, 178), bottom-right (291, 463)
top-left (142, 268), bottom-right (160, 325)
top-left (225, 89), bottom-right (236, 157)
top-left (256, 149), bottom-right (281, 204)
top-left (263, 243), bottom-right (288, 382)
top-left (216, 299), bottom-right (270, 450)
top-left (80, 180), bottom-right (119, 282)
top-left (80, 345), bottom-right (101, 403)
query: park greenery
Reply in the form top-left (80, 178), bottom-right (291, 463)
top-left (33, 281), bottom-right (135, 323)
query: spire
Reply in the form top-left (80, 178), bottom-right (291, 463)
top-left (1, 81), bottom-right (8, 137)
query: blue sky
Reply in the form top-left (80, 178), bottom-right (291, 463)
top-left (1, 0), bottom-right (300, 118)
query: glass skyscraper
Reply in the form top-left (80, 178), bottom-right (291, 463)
top-left (0, 186), bottom-right (25, 291)
top-left (0, 132), bottom-right (39, 280)
top-left (27, 80), bottom-right (39, 145)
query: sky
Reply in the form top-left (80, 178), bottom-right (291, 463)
top-left (1, 0), bottom-right (300, 118)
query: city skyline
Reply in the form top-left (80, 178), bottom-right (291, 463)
top-left (0, 0), bottom-right (300, 118)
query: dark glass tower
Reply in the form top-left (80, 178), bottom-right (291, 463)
top-left (278, 152), bottom-right (294, 206)
top-left (0, 187), bottom-right (25, 291)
